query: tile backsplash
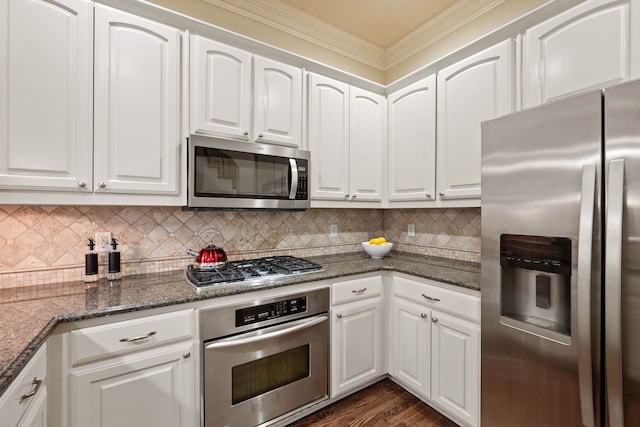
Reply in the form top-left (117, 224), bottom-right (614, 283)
top-left (0, 206), bottom-right (480, 287)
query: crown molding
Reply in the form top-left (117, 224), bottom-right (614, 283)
top-left (385, 0), bottom-right (507, 70)
top-left (204, 0), bottom-right (386, 71)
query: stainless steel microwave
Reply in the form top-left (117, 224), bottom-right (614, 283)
top-left (187, 135), bottom-right (310, 210)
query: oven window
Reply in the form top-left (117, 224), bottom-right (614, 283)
top-left (231, 344), bottom-right (310, 405)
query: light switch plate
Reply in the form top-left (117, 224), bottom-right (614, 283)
top-left (330, 224), bottom-right (338, 237)
top-left (408, 224), bottom-right (415, 237)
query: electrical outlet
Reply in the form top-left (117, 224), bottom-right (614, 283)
top-left (96, 232), bottom-right (112, 252)
top-left (329, 224), bottom-right (338, 238)
top-left (408, 224), bottom-right (415, 237)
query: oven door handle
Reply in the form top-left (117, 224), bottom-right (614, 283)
top-left (205, 315), bottom-right (328, 350)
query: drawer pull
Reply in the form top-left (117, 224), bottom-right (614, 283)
top-left (421, 313), bottom-right (428, 319)
top-left (432, 317), bottom-right (439, 323)
top-left (336, 313), bottom-right (343, 319)
top-left (120, 331), bottom-right (157, 343)
top-left (20, 378), bottom-right (42, 403)
top-left (421, 294), bottom-right (440, 302)
top-left (351, 288), bottom-right (367, 295)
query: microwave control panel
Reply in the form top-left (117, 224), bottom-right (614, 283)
top-left (236, 296), bottom-right (308, 327)
top-left (295, 161), bottom-right (308, 200)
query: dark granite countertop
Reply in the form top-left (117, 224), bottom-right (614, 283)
top-left (0, 252), bottom-right (479, 398)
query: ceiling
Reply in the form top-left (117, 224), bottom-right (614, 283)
top-left (278, 0), bottom-right (459, 48)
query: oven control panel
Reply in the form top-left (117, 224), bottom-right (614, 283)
top-left (236, 296), bottom-right (307, 327)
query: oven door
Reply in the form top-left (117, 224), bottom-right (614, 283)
top-left (203, 314), bottom-right (328, 427)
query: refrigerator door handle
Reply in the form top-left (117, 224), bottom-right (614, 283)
top-left (606, 158), bottom-right (625, 427)
top-left (578, 163), bottom-right (597, 427)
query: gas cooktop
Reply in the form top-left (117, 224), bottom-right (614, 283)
top-left (186, 256), bottom-right (323, 292)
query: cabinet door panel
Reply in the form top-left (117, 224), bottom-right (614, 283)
top-left (331, 298), bottom-right (383, 397)
top-left (437, 39), bottom-right (513, 201)
top-left (308, 73), bottom-right (350, 200)
top-left (94, 5), bottom-right (181, 194)
top-left (0, 0), bottom-right (92, 191)
top-left (387, 75), bottom-right (436, 202)
top-left (254, 56), bottom-right (302, 146)
top-left (190, 36), bottom-right (251, 139)
top-left (390, 298), bottom-right (430, 399)
top-left (350, 87), bottom-right (384, 201)
top-left (524, 0), bottom-right (631, 107)
top-left (71, 343), bottom-right (194, 427)
top-left (432, 312), bottom-right (479, 427)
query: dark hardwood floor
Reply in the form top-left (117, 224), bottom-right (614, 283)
top-left (287, 379), bottom-right (459, 427)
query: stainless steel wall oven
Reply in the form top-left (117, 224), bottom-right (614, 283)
top-left (200, 288), bottom-right (329, 427)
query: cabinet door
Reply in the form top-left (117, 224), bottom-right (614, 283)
top-left (331, 297), bottom-right (383, 397)
top-left (431, 311), bottom-right (479, 427)
top-left (71, 342), bottom-right (194, 427)
top-left (253, 56), bottom-right (302, 147)
top-left (436, 39), bottom-right (513, 203)
top-left (308, 73), bottom-right (350, 200)
top-left (93, 5), bottom-right (181, 195)
top-left (523, 0), bottom-right (634, 107)
top-left (190, 35), bottom-right (252, 140)
top-left (0, 0), bottom-right (92, 192)
top-left (387, 74), bottom-right (436, 202)
top-left (17, 387), bottom-right (47, 427)
top-left (349, 87), bottom-right (384, 202)
top-left (390, 297), bottom-right (431, 399)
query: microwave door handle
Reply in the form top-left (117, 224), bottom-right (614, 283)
top-left (289, 158), bottom-right (298, 200)
top-left (577, 163), bottom-right (596, 427)
top-left (606, 159), bottom-right (625, 427)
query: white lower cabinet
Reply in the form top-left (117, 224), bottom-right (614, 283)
top-left (60, 309), bottom-right (196, 427)
top-left (330, 275), bottom-right (384, 397)
top-left (70, 342), bottom-right (194, 427)
top-left (389, 274), bottom-right (480, 427)
top-left (0, 343), bottom-right (47, 427)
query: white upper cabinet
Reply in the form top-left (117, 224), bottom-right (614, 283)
top-left (308, 73), bottom-right (351, 200)
top-left (350, 87), bottom-right (385, 202)
top-left (190, 37), bottom-right (303, 146)
top-left (523, 0), bottom-right (639, 107)
top-left (253, 55), bottom-right (302, 147)
top-left (93, 5), bottom-right (182, 196)
top-left (387, 74), bottom-right (437, 203)
top-left (436, 39), bottom-right (514, 203)
top-left (190, 35), bottom-right (252, 140)
top-left (308, 73), bottom-right (384, 205)
top-left (0, 0), bottom-right (93, 193)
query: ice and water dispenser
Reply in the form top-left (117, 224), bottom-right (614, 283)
top-left (500, 234), bottom-right (572, 344)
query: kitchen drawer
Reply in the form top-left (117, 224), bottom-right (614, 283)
top-left (393, 275), bottom-right (480, 321)
top-left (70, 309), bottom-right (194, 365)
top-left (0, 343), bottom-right (47, 427)
top-left (332, 275), bottom-right (383, 305)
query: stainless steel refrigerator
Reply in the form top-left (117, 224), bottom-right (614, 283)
top-left (481, 79), bottom-right (640, 427)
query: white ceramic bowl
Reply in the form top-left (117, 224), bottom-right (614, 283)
top-left (362, 242), bottom-right (393, 259)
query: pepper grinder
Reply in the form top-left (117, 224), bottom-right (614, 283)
top-left (108, 238), bottom-right (121, 281)
top-left (84, 238), bottom-right (99, 283)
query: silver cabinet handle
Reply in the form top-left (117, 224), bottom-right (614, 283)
top-left (183, 351), bottom-right (191, 359)
top-left (421, 294), bottom-right (440, 302)
top-left (19, 378), bottom-right (42, 403)
top-left (344, 194), bottom-right (350, 198)
top-left (439, 192), bottom-right (445, 197)
top-left (352, 194), bottom-right (357, 199)
top-left (206, 315), bottom-right (328, 350)
top-left (351, 288), bottom-right (367, 295)
top-left (426, 193), bottom-right (431, 198)
top-left (420, 313), bottom-right (427, 319)
top-left (120, 331), bottom-right (156, 343)
top-left (606, 159), bottom-right (625, 427)
top-left (78, 181), bottom-right (87, 188)
top-left (577, 163), bottom-right (597, 427)
top-left (98, 182), bottom-right (106, 188)
top-left (243, 130), bottom-right (249, 136)
top-left (336, 313), bottom-right (343, 319)
top-left (258, 133), bottom-right (264, 138)
top-left (431, 317), bottom-right (438, 323)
